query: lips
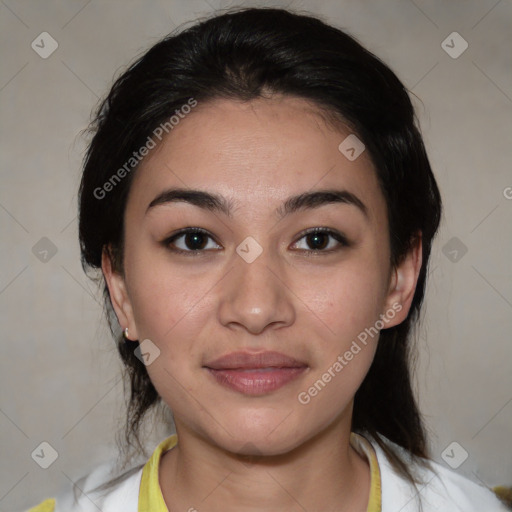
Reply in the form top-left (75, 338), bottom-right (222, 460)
top-left (203, 351), bottom-right (308, 396)
top-left (204, 351), bottom-right (307, 370)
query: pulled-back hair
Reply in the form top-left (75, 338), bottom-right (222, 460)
top-left (79, 6), bottom-right (442, 487)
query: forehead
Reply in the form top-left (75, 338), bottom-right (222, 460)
top-left (126, 96), bottom-right (386, 224)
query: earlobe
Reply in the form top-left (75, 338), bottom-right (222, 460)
top-left (383, 234), bottom-right (423, 327)
top-left (101, 245), bottom-right (138, 340)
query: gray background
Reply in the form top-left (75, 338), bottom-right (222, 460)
top-left (0, 0), bottom-right (511, 509)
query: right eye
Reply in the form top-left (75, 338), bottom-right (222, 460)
top-left (163, 228), bottom-right (222, 255)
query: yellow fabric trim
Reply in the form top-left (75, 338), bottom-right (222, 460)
top-left (139, 432), bottom-right (382, 512)
top-left (492, 485), bottom-right (512, 507)
top-left (28, 498), bottom-right (55, 512)
top-left (138, 434), bottom-right (178, 512)
top-left (350, 433), bottom-right (382, 512)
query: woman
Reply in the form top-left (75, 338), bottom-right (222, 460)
top-left (28, 7), bottom-right (508, 512)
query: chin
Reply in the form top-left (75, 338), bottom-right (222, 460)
top-left (204, 410), bottom-right (311, 457)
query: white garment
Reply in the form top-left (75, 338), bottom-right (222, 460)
top-left (25, 435), bottom-right (509, 512)
top-left (372, 440), bottom-right (510, 511)
top-left (41, 463), bottom-right (142, 512)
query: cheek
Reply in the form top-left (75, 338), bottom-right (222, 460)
top-left (293, 266), bottom-right (384, 422)
top-left (124, 246), bottom-right (211, 340)
top-left (298, 259), bottom-right (388, 344)
top-left (126, 264), bottom-right (211, 408)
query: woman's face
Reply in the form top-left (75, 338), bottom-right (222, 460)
top-left (104, 95), bottom-right (420, 455)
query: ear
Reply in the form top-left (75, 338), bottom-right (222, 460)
top-left (382, 233), bottom-right (423, 328)
top-left (101, 245), bottom-right (139, 341)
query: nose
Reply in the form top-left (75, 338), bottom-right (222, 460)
top-left (217, 248), bottom-right (296, 335)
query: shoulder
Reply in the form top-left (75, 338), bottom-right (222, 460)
top-left (367, 434), bottom-right (510, 512)
top-left (25, 462), bottom-right (143, 512)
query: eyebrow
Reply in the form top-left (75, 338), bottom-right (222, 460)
top-left (146, 187), bottom-right (368, 220)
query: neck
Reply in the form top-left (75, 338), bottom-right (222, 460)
top-left (159, 415), bottom-right (370, 512)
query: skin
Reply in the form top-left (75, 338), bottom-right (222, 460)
top-left (102, 95), bottom-right (422, 511)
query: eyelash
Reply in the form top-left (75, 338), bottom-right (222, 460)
top-left (162, 227), bottom-right (350, 257)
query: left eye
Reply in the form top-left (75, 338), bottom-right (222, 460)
top-left (292, 228), bottom-right (349, 252)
